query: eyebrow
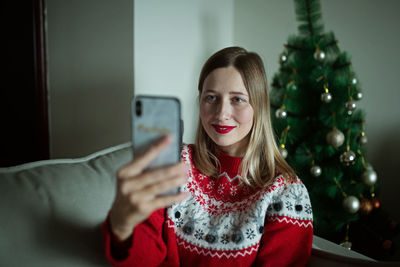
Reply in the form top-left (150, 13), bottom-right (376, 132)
top-left (230, 91), bottom-right (248, 96)
top-left (203, 89), bottom-right (249, 96)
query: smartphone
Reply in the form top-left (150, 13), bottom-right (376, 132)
top-left (131, 95), bottom-right (182, 195)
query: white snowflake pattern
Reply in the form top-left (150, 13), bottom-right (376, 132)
top-left (218, 185), bottom-right (225, 195)
top-left (207, 181), bottom-right (215, 190)
top-left (230, 186), bottom-right (238, 196)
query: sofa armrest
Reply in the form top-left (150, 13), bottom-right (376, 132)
top-left (308, 235), bottom-right (399, 266)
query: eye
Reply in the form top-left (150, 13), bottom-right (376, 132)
top-left (205, 95), bottom-right (216, 102)
top-left (232, 97), bottom-right (245, 103)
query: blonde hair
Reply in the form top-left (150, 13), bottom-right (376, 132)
top-left (194, 47), bottom-right (296, 188)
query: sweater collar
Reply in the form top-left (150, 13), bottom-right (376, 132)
top-left (216, 149), bottom-right (243, 179)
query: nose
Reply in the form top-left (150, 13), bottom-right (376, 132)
top-left (216, 99), bottom-right (231, 120)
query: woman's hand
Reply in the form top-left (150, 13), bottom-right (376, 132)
top-left (109, 136), bottom-right (188, 241)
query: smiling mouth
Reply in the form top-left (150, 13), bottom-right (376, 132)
top-left (212, 124), bottom-right (236, 134)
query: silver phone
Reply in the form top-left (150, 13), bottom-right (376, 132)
top-left (131, 95), bottom-right (182, 195)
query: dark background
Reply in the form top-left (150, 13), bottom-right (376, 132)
top-left (1, 0), bottom-right (49, 167)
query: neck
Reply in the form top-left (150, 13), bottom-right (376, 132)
top-left (217, 140), bottom-right (249, 158)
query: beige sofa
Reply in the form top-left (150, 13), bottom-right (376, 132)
top-left (0, 143), bottom-right (396, 266)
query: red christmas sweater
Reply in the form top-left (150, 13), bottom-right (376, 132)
top-left (103, 144), bottom-right (313, 267)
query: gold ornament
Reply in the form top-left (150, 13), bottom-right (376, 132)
top-left (372, 197), bottom-right (380, 209)
top-left (359, 198), bottom-right (373, 215)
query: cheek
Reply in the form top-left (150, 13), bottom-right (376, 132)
top-left (199, 103), bottom-right (210, 123)
top-left (235, 107), bottom-right (254, 125)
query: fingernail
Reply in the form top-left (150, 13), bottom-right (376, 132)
top-left (163, 135), bottom-right (172, 143)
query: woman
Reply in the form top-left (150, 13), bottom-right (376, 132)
top-left (103, 47), bottom-right (313, 266)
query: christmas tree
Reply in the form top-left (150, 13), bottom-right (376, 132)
top-left (270, 0), bottom-right (399, 260)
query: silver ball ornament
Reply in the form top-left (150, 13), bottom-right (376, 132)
top-left (358, 134), bottom-right (368, 145)
top-left (361, 169), bottom-right (378, 186)
top-left (326, 128), bottom-right (345, 147)
top-left (275, 108), bottom-right (287, 119)
top-left (310, 165), bottom-right (322, 177)
top-left (345, 100), bottom-right (357, 111)
top-left (355, 92), bottom-right (363, 100)
top-left (321, 92), bottom-right (332, 103)
top-left (286, 82), bottom-right (298, 92)
top-left (340, 240), bottom-right (352, 250)
top-left (343, 195), bottom-right (360, 214)
top-left (340, 150), bottom-right (356, 166)
top-left (314, 49), bottom-right (326, 61)
top-left (279, 147), bottom-right (288, 159)
top-left (279, 52), bottom-right (288, 64)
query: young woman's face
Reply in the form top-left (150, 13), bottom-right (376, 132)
top-left (200, 66), bottom-right (254, 157)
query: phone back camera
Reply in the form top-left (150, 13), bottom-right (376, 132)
top-left (135, 100), bottom-right (142, 116)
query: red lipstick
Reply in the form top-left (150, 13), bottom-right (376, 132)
top-left (212, 124), bottom-right (236, 134)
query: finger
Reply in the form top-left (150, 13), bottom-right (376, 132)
top-left (120, 162), bottom-right (186, 195)
top-left (146, 192), bottom-right (189, 211)
top-left (131, 172), bottom-right (187, 201)
top-left (119, 135), bottom-right (172, 178)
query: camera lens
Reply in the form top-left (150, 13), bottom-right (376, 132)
top-left (135, 100), bottom-right (142, 116)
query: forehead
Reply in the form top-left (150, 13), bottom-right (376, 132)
top-left (202, 67), bottom-right (248, 95)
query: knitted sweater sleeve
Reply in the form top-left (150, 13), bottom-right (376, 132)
top-left (102, 208), bottom-right (180, 267)
top-left (254, 181), bottom-right (313, 267)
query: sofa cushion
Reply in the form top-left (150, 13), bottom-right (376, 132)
top-left (0, 143), bottom-right (132, 267)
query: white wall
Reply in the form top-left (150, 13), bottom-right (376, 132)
top-left (134, 0), bottom-right (234, 144)
top-left (47, 0), bottom-right (234, 155)
top-left (234, 0), bottom-right (400, 222)
top-left (47, 0), bottom-right (133, 158)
